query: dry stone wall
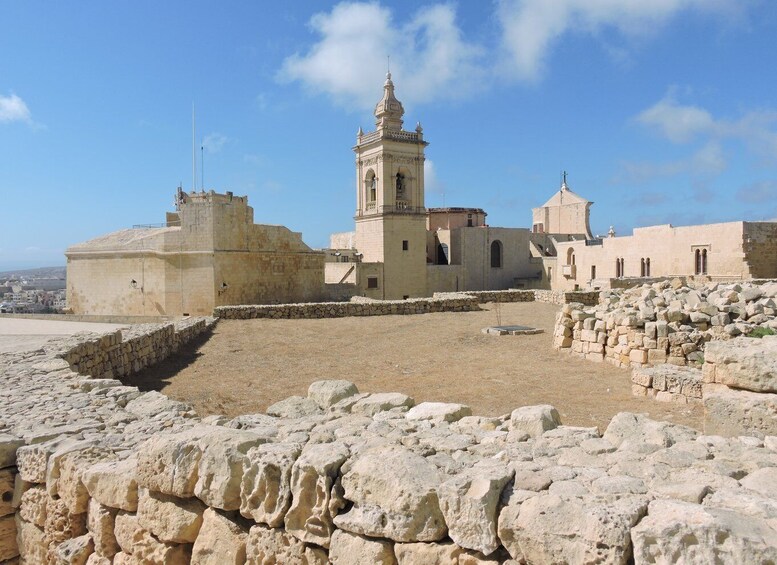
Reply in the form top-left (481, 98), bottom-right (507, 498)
top-left (2, 322), bottom-right (777, 563)
top-left (51, 317), bottom-right (217, 380)
top-left (554, 280), bottom-right (777, 369)
top-left (215, 289), bottom-right (599, 322)
top-left (215, 296), bottom-right (479, 319)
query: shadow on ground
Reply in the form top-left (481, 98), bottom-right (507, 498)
top-left (121, 330), bottom-right (213, 392)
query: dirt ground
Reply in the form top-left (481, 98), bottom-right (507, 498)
top-left (130, 302), bottom-right (703, 432)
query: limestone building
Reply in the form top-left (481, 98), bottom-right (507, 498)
top-left (350, 72), bottom-right (429, 300)
top-left (66, 189), bottom-right (325, 316)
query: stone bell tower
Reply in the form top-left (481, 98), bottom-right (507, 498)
top-left (353, 73), bottom-right (428, 299)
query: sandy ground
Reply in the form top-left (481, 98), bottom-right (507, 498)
top-left (0, 318), bottom-right (127, 354)
top-left (130, 302), bottom-right (703, 432)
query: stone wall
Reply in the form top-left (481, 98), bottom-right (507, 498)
top-left (215, 295), bottom-right (480, 319)
top-left (2, 318), bottom-right (777, 562)
top-left (51, 317), bottom-right (217, 380)
top-left (533, 289), bottom-right (599, 306)
top-left (554, 280), bottom-right (777, 368)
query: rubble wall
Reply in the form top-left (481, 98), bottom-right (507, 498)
top-left (2, 324), bottom-right (777, 563)
top-left (215, 296), bottom-right (480, 319)
top-left (53, 317), bottom-right (217, 380)
top-left (554, 280), bottom-right (777, 369)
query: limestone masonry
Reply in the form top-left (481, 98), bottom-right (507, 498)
top-left (2, 311), bottom-right (777, 563)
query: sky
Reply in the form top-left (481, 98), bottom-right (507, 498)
top-left (1, 0), bottom-right (776, 269)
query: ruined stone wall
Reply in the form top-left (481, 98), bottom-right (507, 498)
top-left (215, 295), bottom-right (480, 319)
top-left (554, 280), bottom-right (777, 368)
top-left (2, 320), bottom-right (777, 562)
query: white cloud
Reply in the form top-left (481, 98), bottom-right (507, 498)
top-left (278, 2), bottom-right (485, 110)
top-left (495, 0), bottom-right (741, 81)
top-left (0, 93), bottom-right (31, 123)
top-left (634, 91), bottom-right (777, 167)
top-left (617, 141), bottom-right (726, 184)
top-left (636, 97), bottom-right (715, 143)
top-left (736, 180), bottom-right (777, 204)
top-left (202, 133), bottom-right (229, 154)
top-left (424, 159), bottom-right (443, 195)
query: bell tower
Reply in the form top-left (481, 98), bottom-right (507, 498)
top-left (353, 73), bottom-right (428, 299)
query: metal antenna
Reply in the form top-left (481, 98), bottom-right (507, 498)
top-left (192, 104), bottom-right (196, 192)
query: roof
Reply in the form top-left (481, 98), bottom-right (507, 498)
top-left (66, 227), bottom-right (178, 253)
top-left (539, 182), bottom-right (591, 208)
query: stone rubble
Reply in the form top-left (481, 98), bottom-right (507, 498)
top-left (1, 313), bottom-right (776, 563)
top-left (555, 279), bottom-right (777, 368)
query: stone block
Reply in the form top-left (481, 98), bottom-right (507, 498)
top-left (245, 524), bottom-right (327, 565)
top-left (285, 443), bottom-right (349, 547)
top-left (87, 498), bottom-right (119, 558)
top-left (0, 514), bottom-right (18, 561)
top-left (333, 445), bottom-right (446, 543)
top-left (137, 487), bottom-right (206, 544)
top-left (19, 484), bottom-right (47, 527)
top-left (632, 499), bottom-right (777, 563)
top-left (191, 508), bottom-right (249, 565)
top-left (405, 402), bottom-right (472, 423)
top-left (438, 465), bottom-right (513, 554)
top-left (194, 428), bottom-right (267, 511)
top-left (629, 349), bottom-right (648, 364)
top-left (240, 442), bottom-right (301, 527)
top-left (704, 385), bottom-right (777, 438)
top-left (498, 493), bottom-right (647, 563)
top-left (52, 533), bottom-right (94, 565)
top-left (509, 405), bottom-right (561, 438)
top-left (82, 457), bottom-right (139, 512)
top-left (329, 529), bottom-right (396, 565)
top-left (307, 379), bottom-right (359, 410)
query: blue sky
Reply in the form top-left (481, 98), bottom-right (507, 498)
top-left (1, 0), bottom-right (776, 269)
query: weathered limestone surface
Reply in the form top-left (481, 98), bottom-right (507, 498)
top-left (3, 316), bottom-right (777, 563)
top-left (704, 336), bottom-right (777, 393)
top-left (556, 281), bottom-right (777, 369)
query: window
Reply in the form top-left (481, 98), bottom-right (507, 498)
top-left (694, 249), bottom-right (707, 275)
top-left (640, 258), bottom-right (646, 277)
top-left (467, 214), bottom-right (473, 227)
top-left (490, 240), bottom-right (503, 268)
top-left (402, 240), bottom-right (409, 251)
top-left (395, 172), bottom-right (405, 197)
top-left (694, 249), bottom-right (708, 275)
top-left (591, 265), bottom-right (596, 279)
top-left (616, 257), bottom-right (624, 278)
top-left (367, 276), bottom-right (378, 289)
top-left (566, 248), bottom-right (575, 266)
top-left (365, 170), bottom-right (377, 204)
top-left (645, 258), bottom-right (651, 277)
top-left (436, 243), bottom-right (449, 265)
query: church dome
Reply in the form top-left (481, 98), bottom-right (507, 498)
top-left (374, 72), bottom-right (404, 130)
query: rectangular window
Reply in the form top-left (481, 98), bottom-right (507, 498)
top-left (402, 240), bottom-right (409, 251)
top-left (367, 276), bottom-right (378, 289)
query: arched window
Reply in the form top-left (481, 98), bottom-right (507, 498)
top-left (615, 258), bottom-right (621, 278)
top-left (365, 170), bottom-right (377, 205)
top-left (395, 171), bottom-right (405, 198)
top-left (640, 258), bottom-right (646, 277)
top-left (436, 243), bottom-right (449, 265)
top-left (591, 265), bottom-right (596, 279)
top-left (695, 249), bottom-right (709, 275)
top-left (645, 258), bottom-right (651, 277)
top-left (491, 240), bottom-right (503, 268)
top-left (566, 248), bottom-right (575, 266)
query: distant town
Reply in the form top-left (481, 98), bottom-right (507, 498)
top-left (0, 266), bottom-right (66, 314)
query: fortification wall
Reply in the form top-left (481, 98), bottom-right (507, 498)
top-left (2, 316), bottom-right (777, 562)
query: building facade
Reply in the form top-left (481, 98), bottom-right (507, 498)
top-left (66, 190), bottom-right (325, 316)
